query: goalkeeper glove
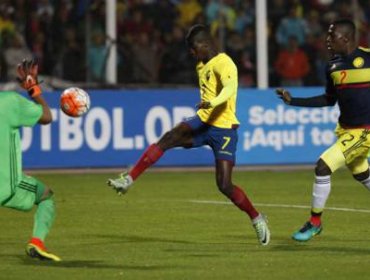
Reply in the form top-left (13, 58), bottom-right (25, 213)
top-left (16, 59), bottom-right (42, 98)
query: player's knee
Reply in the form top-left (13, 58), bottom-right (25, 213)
top-left (159, 126), bottom-right (191, 150)
top-left (353, 169), bottom-right (370, 182)
top-left (216, 180), bottom-right (233, 196)
top-left (36, 187), bottom-right (54, 205)
top-left (158, 130), bottom-right (179, 149)
top-left (315, 159), bottom-right (332, 176)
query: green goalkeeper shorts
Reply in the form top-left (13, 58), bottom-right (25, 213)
top-left (1, 175), bottom-right (46, 211)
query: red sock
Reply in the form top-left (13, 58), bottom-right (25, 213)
top-left (229, 186), bottom-right (259, 220)
top-left (310, 214), bottom-right (322, 227)
top-left (29, 237), bottom-right (45, 250)
top-left (129, 144), bottom-right (164, 180)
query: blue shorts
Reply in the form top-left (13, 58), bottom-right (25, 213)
top-left (182, 115), bottom-right (238, 163)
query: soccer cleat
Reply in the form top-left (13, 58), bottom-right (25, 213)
top-left (26, 243), bottom-right (61, 262)
top-left (107, 172), bottom-right (133, 195)
top-left (252, 214), bottom-right (270, 246)
top-left (292, 221), bottom-right (322, 242)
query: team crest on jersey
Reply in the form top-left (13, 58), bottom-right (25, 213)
top-left (353, 57), bottom-right (364, 68)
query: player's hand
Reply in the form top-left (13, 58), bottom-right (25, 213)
top-left (16, 58), bottom-right (42, 98)
top-left (276, 88), bottom-right (292, 104)
top-left (196, 101), bottom-right (212, 109)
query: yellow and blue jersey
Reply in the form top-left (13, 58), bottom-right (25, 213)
top-left (196, 53), bottom-right (239, 129)
top-left (326, 47), bottom-right (370, 127)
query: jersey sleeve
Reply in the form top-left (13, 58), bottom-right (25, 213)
top-left (213, 56), bottom-right (238, 86)
top-left (15, 93), bottom-right (43, 127)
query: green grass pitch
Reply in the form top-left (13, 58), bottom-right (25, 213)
top-left (0, 169), bottom-right (369, 280)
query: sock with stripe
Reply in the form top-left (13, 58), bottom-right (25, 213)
top-left (29, 237), bottom-right (46, 250)
top-left (32, 196), bottom-right (56, 242)
top-left (310, 211), bottom-right (322, 227)
top-left (360, 173), bottom-right (370, 191)
top-left (229, 186), bottom-right (259, 220)
top-left (129, 144), bottom-right (164, 180)
top-left (311, 175), bottom-right (330, 226)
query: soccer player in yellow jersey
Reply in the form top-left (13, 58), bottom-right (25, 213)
top-left (277, 19), bottom-right (370, 241)
top-left (0, 59), bottom-right (60, 261)
top-left (108, 24), bottom-right (270, 246)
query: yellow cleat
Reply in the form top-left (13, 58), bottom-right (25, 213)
top-left (26, 243), bottom-right (61, 262)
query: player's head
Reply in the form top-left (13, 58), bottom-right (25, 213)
top-left (326, 19), bottom-right (357, 55)
top-left (185, 24), bottom-right (216, 62)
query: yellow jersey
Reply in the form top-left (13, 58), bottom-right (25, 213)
top-left (196, 53), bottom-right (239, 129)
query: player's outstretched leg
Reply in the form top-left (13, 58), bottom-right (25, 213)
top-left (252, 214), bottom-right (271, 246)
top-left (107, 144), bottom-right (164, 195)
top-left (107, 171), bottom-right (133, 195)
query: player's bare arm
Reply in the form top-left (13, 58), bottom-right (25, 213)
top-left (33, 95), bottom-right (52, 124)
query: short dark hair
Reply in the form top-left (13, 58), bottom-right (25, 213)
top-left (332, 18), bottom-right (356, 40)
top-left (185, 24), bottom-right (212, 47)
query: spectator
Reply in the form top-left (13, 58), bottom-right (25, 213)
top-left (306, 9), bottom-right (323, 37)
top-left (87, 31), bottom-right (108, 83)
top-left (149, 0), bottom-right (177, 35)
top-left (0, 5), bottom-right (15, 36)
top-left (234, 0), bottom-right (254, 35)
top-left (268, 0), bottom-right (288, 28)
top-left (176, 0), bottom-right (202, 28)
top-left (274, 36), bottom-right (310, 86)
top-left (276, 5), bottom-right (308, 47)
top-left (60, 27), bottom-right (85, 82)
top-left (0, 0), bottom-right (367, 87)
top-left (239, 50), bottom-right (255, 87)
top-left (131, 32), bottom-right (160, 83)
top-left (159, 25), bottom-right (195, 84)
top-left (4, 32), bottom-right (32, 81)
top-left (121, 7), bottom-right (153, 41)
top-left (205, 0), bottom-right (220, 24)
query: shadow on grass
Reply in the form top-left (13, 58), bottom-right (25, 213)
top-left (80, 233), bottom-right (194, 245)
top-left (270, 243), bottom-right (370, 255)
top-left (265, 235), bottom-right (370, 255)
top-left (19, 256), bottom-right (180, 270)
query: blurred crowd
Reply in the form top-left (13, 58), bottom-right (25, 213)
top-left (0, 0), bottom-right (369, 87)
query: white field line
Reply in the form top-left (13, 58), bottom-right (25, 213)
top-left (188, 200), bottom-right (370, 214)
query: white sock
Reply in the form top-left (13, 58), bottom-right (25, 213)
top-left (312, 175), bottom-right (331, 211)
top-left (360, 176), bottom-right (370, 191)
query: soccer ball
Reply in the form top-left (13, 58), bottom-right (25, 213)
top-left (60, 87), bottom-right (90, 117)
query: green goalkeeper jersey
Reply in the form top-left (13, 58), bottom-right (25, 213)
top-left (0, 91), bottom-right (42, 203)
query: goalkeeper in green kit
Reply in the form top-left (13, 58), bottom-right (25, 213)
top-left (0, 59), bottom-right (60, 261)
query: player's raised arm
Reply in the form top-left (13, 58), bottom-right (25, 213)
top-left (16, 59), bottom-right (52, 124)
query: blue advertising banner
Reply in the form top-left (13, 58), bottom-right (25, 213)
top-left (22, 88), bottom-right (337, 168)
top-left (237, 89), bottom-right (338, 164)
